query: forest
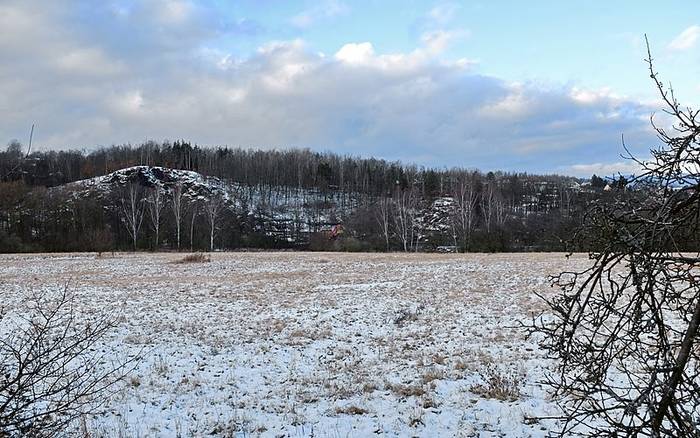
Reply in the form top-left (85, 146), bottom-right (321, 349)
top-left (0, 140), bottom-right (620, 253)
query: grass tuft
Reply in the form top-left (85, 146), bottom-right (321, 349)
top-left (175, 253), bottom-right (211, 264)
top-left (335, 405), bottom-right (370, 415)
top-left (470, 365), bottom-right (522, 402)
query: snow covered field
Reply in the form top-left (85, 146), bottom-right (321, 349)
top-left (0, 252), bottom-right (590, 437)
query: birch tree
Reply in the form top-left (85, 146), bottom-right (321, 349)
top-left (120, 183), bottom-right (145, 251)
top-left (188, 200), bottom-right (199, 251)
top-left (393, 187), bottom-right (417, 252)
top-left (146, 187), bottom-right (164, 249)
top-left (480, 182), bottom-right (496, 233)
top-left (451, 174), bottom-right (478, 251)
top-left (375, 196), bottom-right (392, 251)
top-left (171, 183), bottom-right (184, 250)
top-left (204, 196), bottom-right (223, 252)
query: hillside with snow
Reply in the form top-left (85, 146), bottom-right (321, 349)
top-left (56, 166), bottom-right (358, 246)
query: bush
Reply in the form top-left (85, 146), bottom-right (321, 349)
top-left (0, 289), bottom-right (136, 436)
top-left (469, 365), bottom-right (522, 402)
top-left (337, 236), bottom-right (369, 252)
top-left (308, 233), bottom-right (371, 252)
top-left (0, 230), bottom-right (27, 253)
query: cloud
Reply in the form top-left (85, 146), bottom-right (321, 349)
top-left (668, 25), bottom-right (700, 51)
top-left (421, 29), bottom-right (469, 54)
top-left (291, 0), bottom-right (349, 29)
top-left (428, 3), bottom-right (460, 25)
top-left (417, 2), bottom-right (468, 55)
top-left (334, 31), bottom-right (472, 71)
top-left (570, 87), bottom-right (621, 104)
top-left (225, 18), bottom-right (264, 36)
top-left (565, 161), bottom-right (645, 178)
top-left (56, 48), bottom-right (126, 76)
top-left (335, 42), bottom-right (375, 64)
top-left (0, 0), bottom-right (659, 174)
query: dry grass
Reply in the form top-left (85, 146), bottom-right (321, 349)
top-left (334, 405), bottom-right (369, 415)
top-left (421, 368), bottom-right (446, 384)
top-left (361, 382), bottom-right (379, 393)
top-left (470, 365), bottom-right (523, 402)
top-left (175, 253), bottom-right (210, 263)
top-left (385, 382), bottom-right (426, 398)
top-left (431, 353), bottom-right (447, 365)
top-left (287, 327), bottom-right (332, 340)
top-left (453, 358), bottom-right (468, 371)
top-left (408, 408), bottom-right (425, 427)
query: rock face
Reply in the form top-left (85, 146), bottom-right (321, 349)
top-left (62, 166), bottom-right (233, 204)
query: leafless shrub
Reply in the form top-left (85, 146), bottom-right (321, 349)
top-left (152, 355), bottom-right (169, 377)
top-left (453, 358), bottom-right (468, 371)
top-left (335, 405), bottom-right (369, 415)
top-left (362, 382), bottom-right (378, 393)
top-left (407, 408), bottom-right (425, 427)
top-left (431, 353), bottom-right (447, 365)
top-left (0, 288), bottom-right (137, 437)
top-left (393, 303), bottom-right (424, 326)
top-left (175, 253), bottom-right (210, 264)
top-left (209, 415), bottom-right (251, 438)
top-left (421, 368), bottom-right (446, 384)
top-left (469, 365), bottom-right (522, 402)
top-left (421, 393), bottom-right (439, 409)
top-left (386, 382), bottom-right (426, 398)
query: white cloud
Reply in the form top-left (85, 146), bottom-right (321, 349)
top-left (56, 48), bottom-right (126, 76)
top-left (566, 161), bottom-right (644, 177)
top-left (334, 32), bottom-right (470, 72)
top-left (335, 42), bottom-right (375, 64)
top-left (668, 25), bottom-right (700, 51)
top-left (421, 29), bottom-right (469, 54)
top-left (291, 0), bottom-right (349, 29)
top-left (110, 91), bottom-right (145, 115)
top-left (570, 86), bottom-right (621, 104)
top-left (428, 3), bottom-right (460, 25)
top-left (258, 39), bottom-right (306, 55)
top-left (156, 0), bottom-right (194, 25)
top-left (334, 41), bottom-right (431, 71)
top-left (452, 57), bottom-right (479, 69)
top-left (479, 84), bottom-right (531, 119)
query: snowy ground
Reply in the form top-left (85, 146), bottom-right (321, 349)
top-left (0, 252), bottom-right (590, 437)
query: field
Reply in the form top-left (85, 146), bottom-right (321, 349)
top-left (0, 252), bottom-right (590, 437)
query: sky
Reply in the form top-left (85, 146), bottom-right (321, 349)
top-left (1, 1), bottom-right (699, 176)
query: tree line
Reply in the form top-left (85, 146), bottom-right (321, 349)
top-left (0, 140), bottom-right (617, 253)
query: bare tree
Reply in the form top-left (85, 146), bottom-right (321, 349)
top-left (533, 38), bottom-right (700, 437)
top-left (171, 183), bottom-right (184, 251)
top-left (375, 196), bottom-right (392, 251)
top-left (0, 288), bottom-right (136, 436)
top-left (480, 181), bottom-right (498, 233)
top-left (558, 181), bottom-right (573, 219)
top-left (188, 200), bottom-right (199, 252)
top-left (392, 187), bottom-right (417, 252)
top-left (204, 196), bottom-right (224, 252)
top-left (146, 187), bottom-right (164, 249)
top-left (119, 183), bottom-right (145, 251)
top-left (3, 125), bottom-right (34, 182)
top-left (451, 173), bottom-right (478, 252)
